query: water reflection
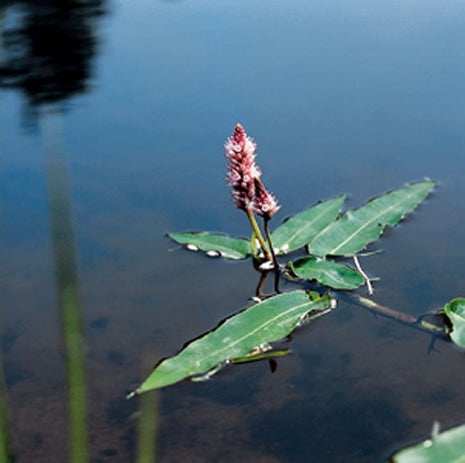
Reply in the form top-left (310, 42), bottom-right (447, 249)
top-left (0, 0), bottom-right (105, 114)
top-left (40, 109), bottom-right (88, 463)
top-left (0, 1), bottom-right (107, 461)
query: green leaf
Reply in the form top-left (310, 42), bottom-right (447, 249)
top-left (443, 298), bottom-right (465, 348)
top-left (308, 181), bottom-right (435, 257)
top-left (230, 348), bottom-right (291, 364)
top-left (131, 291), bottom-right (332, 394)
top-left (289, 257), bottom-right (365, 290)
top-left (391, 422), bottom-right (465, 462)
top-left (168, 232), bottom-right (251, 260)
top-left (271, 196), bottom-right (346, 255)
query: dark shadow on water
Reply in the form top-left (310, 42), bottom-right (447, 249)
top-left (106, 350), bottom-right (126, 366)
top-left (0, 0), bottom-right (106, 124)
top-left (250, 393), bottom-right (414, 462)
top-left (89, 316), bottom-right (110, 332)
top-left (4, 359), bottom-right (29, 387)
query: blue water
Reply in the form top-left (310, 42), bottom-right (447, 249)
top-left (2, 1), bottom-right (465, 461)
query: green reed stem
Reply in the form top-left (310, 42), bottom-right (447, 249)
top-left (61, 286), bottom-right (88, 463)
top-left (137, 391), bottom-right (160, 463)
top-left (0, 350), bottom-right (12, 462)
top-left (41, 109), bottom-right (88, 463)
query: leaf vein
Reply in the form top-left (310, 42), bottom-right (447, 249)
top-left (283, 203), bottom-right (339, 247)
top-left (328, 190), bottom-right (417, 255)
top-left (192, 300), bottom-right (312, 366)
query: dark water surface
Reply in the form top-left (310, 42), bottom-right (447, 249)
top-left (2, 1), bottom-right (465, 462)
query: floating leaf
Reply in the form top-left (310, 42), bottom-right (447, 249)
top-left (289, 257), bottom-right (364, 290)
top-left (391, 422), bottom-right (465, 462)
top-left (308, 181), bottom-right (435, 257)
top-left (131, 291), bottom-right (332, 394)
top-left (271, 196), bottom-right (346, 255)
top-left (443, 298), bottom-right (465, 348)
top-left (168, 232), bottom-right (250, 260)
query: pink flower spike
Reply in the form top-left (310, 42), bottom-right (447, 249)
top-left (224, 123), bottom-right (261, 211)
top-left (253, 178), bottom-right (281, 220)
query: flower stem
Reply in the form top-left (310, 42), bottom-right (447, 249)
top-left (264, 218), bottom-right (281, 293)
top-left (246, 208), bottom-right (271, 261)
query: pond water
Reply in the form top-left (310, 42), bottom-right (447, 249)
top-left (2, 1), bottom-right (465, 462)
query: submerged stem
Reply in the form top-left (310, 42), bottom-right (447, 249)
top-left (246, 208), bottom-right (271, 261)
top-left (264, 218), bottom-right (281, 293)
top-left (255, 271), bottom-right (269, 298)
top-left (341, 293), bottom-right (448, 338)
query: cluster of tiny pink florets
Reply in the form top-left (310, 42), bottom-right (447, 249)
top-left (225, 123), bottom-right (280, 220)
top-left (224, 124), bottom-right (261, 211)
top-left (253, 177), bottom-right (280, 220)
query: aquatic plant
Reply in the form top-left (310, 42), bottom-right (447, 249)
top-left (390, 421), bottom-right (465, 462)
top-left (129, 123), bottom-right (465, 398)
top-left (127, 123), bottom-right (465, 460)
top-left (167, 124), bottom-right (435, 295)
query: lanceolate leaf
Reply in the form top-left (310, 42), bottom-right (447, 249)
top-left (168, 232), bottom-right (250, 260)
top-left (271, 196), bottom-right (346, 255)
top-left (289, 257), bottom-right (364, 290)
top-left (308, 181), bottom-right (435, 257)
top-left (391, 422), bottom-right (465, 462)
top-left (443, 298), bottom-right (465, 348)
top-left (131, 291), bottom-right (332, 394)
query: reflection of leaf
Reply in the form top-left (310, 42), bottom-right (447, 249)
top-left (308, 181), bottom-right (435, 257)
top-left (289, 257), bottom-right (364, 290)
top-left (131, 291), bottom-right (332, 394)
top-left (391, 422), bottom-right (465, 462)
top-left (443, 298), bottom-right (465, 348)
top-left (271, 196), bottom-right (345, 255)
top-left (168, 232), bottom-right (250, 260)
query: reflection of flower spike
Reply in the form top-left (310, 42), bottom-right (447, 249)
top-left (224, 123), bottom-right (261, 211)
top-left (254, 178), bottom-right (281, 220)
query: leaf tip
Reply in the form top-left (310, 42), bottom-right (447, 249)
top-left (410, 178), bottom-right (437, 193)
